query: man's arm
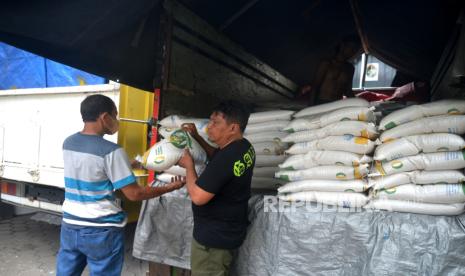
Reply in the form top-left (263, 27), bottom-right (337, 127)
top-left (181, 123), bottom-right (216, 159)
top-left (120, 176), bottom-right (185, 201)
top-left (177, 149), bottom-right (214, 206)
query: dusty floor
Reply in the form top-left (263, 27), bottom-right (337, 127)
top-left (0, 213), bottom-right (148, 276)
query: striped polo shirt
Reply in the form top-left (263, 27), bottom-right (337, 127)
top-left (62, 132), bottom-right (136, 227)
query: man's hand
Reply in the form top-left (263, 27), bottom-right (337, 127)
top-left (169, 175), bottom-right (186, 190)
top-left (177, 149), bottom-right (195, 169)
top-left (181, 123), bottom-right (200, 138)
top-left (131, 159), bottom-right (143, 169)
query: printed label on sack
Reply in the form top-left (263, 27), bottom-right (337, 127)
top-left (169, 130), bottom-right (192, 149)
top-left (391, 160), bottom-right (403, 170)
top-left (447, 108), bottom-right (461, 115)
top-left (384, 122), bottom-right (397, 130)
top-left (336, 172), bottom-right (347, 179)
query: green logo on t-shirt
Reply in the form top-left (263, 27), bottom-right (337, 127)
top-left (233, 160), bottom-right (246, 177)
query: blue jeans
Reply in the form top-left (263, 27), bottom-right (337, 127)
top-left (56, 222), bottom-right (125, 276)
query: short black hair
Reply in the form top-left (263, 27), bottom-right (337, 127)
top-left (212, 100), bottom-right (250, 133)
top-left (80, 94), bottom-right (116, 122)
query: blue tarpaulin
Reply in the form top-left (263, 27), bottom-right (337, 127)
top-left (0, 42), bottom-right (105, 89)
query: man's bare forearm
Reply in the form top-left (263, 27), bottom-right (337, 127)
top-left (192, 133), bottom-right (216, 159)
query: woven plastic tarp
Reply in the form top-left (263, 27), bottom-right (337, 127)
top-left (133, 191), bottom-right (465, 275)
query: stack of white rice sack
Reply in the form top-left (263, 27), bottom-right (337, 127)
top-left (244, 110), bottom-right (295, 190)
top-left (365, 99), bottom-right (465, 215)
top-left (276, 98), bottom-right (377, 208)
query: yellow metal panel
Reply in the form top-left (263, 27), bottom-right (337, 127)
top-left (117, 84), bottom-right (154, 222)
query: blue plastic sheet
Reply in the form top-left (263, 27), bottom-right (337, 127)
top-left (0, 42), bottom-right (105, 89)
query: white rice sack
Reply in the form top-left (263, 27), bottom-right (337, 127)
top-left (156, 172), bottom-right (178, 183)
top-left (284, 106), bottom-right (375, 132)
top-left (158, 115), bottom-right (209, 135)
top-left (279, 191), bottom-right (369, 208)
top-left (248, 110), bottom-right (295, 124)
top-left (245, 120), bottom-right (289, 134)
top-left (379, 99), bottom-right (465, 131)
top-left (373, 151), bottom-right (465, 176)
top-left (253, 141), bottom-right (288, 155)
top-left (364, 199), bottom-right (465, 216)
top-left (282, 121), bottom-right (378, 143)
top-left (374, 133), bottom-right (465, 161)
top-left (251, 177), bottom-right (286, 190)
top-left (245, 131), bottom-right (288, 144)
top-left (369, 170), bottom-right (465, 190)
top-left (253, 167), bottom-right (280, 178)
top-left (275, 164), bottom-right (369, 181)
top-left (163, 164), bottom-right (206, 176)
top-left (293, 98), bottom-right (369, 118)
top-left (380, 115), bottom-right (465, 142)
top-left (278, 179), bottom-right (368, 193)
top-left (255, 155), bottom-right (288, 167)
top-left (374, 184), bottom-right (465, 204)
top-left (279, 151), bottom-right (372, 170)
top-left (285, 135), bottom-right (376, 155)
top-left (140, 130), bottom-right (206, 172)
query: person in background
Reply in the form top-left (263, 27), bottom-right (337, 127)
top-left (178, 100), bottom-right (255, 276)
top-left (300, 35), bottom-right (362, 105)
top-left (56, 94), bottom-right (185, 276)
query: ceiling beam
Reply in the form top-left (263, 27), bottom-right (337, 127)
top-left (219, 0), bottom-right (260, 31)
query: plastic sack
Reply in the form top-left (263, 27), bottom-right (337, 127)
top-left (255, 155), bottom-right (287, 167)
top-left (275, 164), bottom-right (369, 181)
top-left (279, 191), bottom-right (369, 208)
top-left (278, 151), bottom-right (372, 170)
top-left (251, 177), bottom-right (286, 190)
top-left (158, 115), bottom-right (209, 134)
top-left (162, 164), bottom-right (206, 176)
top-left (282, 121), bottom-right (378, 143)
top-left (374, 133), bottom-right (465, 161)
top-left (139, 130), bottom-right (206, 172)
top-left (364, 199), bottom-right (465, 215)
top-left (245, 131), bottom-right (288, 144)
top-left (245, 120), bottom-right (289, 134)
top-left (285, 135), bottom-right (376, 155)
top-left (248, 110), bottom-right (295, 124)
top-left (278, 179), bottom-right (368, 193)
top-left (293, 98), bottom-right (369, 118)
top-left (379, 99), bottom-right (465, 130)
top-left (252, 141), bottom-right (288, 155)
top-left (284, 106), bottom-right (375, 132)
top-left (379, 115), bottom-right (465, 142)
top-left (369, 170), bottom-right (465, 190)
top-left (373, 184), bottom-right (465, 204)
top-left (373, 151), bottom-right (465, 176)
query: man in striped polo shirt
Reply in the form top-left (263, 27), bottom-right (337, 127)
top-left (56, 94), bottom-right (185, 276)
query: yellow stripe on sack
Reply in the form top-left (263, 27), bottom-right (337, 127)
top-left (360, 129), bottom-right (369, 138)
top-left (354, 166), bottom-right (361, 179)
top-left (375, 161), bottom-right (386, 175)
top-left (358, 112), bottom-right (366, 121)
top-left (382, 138), bottom-right (396, 143)
top-left (354, 137), bottom-right (369, 145)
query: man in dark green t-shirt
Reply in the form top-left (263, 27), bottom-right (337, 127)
top-left (178, 100), bottom-right (255, 275)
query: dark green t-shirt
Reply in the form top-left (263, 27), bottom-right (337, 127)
top-left (193, 138), bottom-right (255, 249)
